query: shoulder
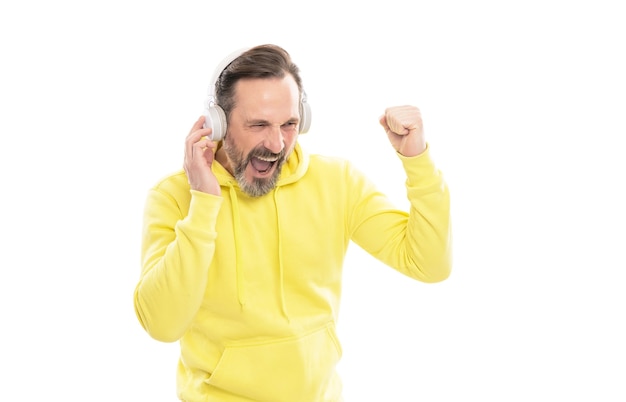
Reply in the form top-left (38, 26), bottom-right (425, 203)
top-left (149, 169), bottom-right (190, 203)
top-left (304, 154), bottom-right (371, 191)
top-left (152, 169), bottom-right (188, 190)
top-left (308, 153), bottom-right (368, 178)
top-left (308, 153), bottom-right (351, 172)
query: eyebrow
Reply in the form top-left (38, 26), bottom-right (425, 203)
top-left (246, 117), bottom-right (299, 125)
top-left (247, 119), bottom-right (271, 125)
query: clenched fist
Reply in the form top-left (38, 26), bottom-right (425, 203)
top-left (379, 105), bottom-right (426, 157)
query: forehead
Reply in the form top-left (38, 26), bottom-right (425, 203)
top-left (233, 75), bottom-right (300, 117)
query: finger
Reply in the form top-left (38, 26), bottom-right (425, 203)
top-left (190, 137), bottom-right (217, 162)
top-left (189, 115), bottom-right (206, 134)
top-left (385, 106), bottom-right (420, 135)
top-left (185, 118), bottom-right (214, 161)
top-left (186, 121), bottom-right (213, 142)
top-left (379, 115), bottom-right (392, 132)
top-left (383, 109), bottom-right (401, 134)
top-left (386, 115), bottom-right (409, 135)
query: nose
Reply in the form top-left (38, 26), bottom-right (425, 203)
top-left (264, 124), bottom-right (285, 154)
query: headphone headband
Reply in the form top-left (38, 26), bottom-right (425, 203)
top-left (207, 47), bottom-right (251, 101)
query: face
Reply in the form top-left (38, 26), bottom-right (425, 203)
top-left (219, 75), bottom-right (301, 197)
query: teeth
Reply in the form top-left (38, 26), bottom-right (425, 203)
top-left (256, 156), bottom-right (278, 162)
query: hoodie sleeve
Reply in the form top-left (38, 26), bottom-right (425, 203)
top-left (134, 186), bottom-right (223, 342)
top-left (349, 145), bottom-right (452, 283)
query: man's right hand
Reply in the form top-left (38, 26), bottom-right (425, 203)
top-left (183, 116), bottom-right (221, 196)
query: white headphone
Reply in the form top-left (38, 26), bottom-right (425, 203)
top-left (202, 47), bottom-right (312, 141)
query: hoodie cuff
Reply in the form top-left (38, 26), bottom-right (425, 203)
top-left (397, 144), bottom-right (442, 186)
top-left (187, 190), bottom-right (223, 225)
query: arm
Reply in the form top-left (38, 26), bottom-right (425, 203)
top-left (133, 117), bottom-right (222, 342)
top-left (134, 187), bottom-right (222, 342)
top-left (350, 106), bottom-right (451, 282)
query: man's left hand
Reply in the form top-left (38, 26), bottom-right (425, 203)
top-left (379, 105), bottom-right (427, 157)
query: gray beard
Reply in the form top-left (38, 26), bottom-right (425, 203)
top-left (222, 135), bottom-right (286, 197)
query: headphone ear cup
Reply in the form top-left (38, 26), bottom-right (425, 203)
top-left (299, 100), bottom-right (312, 134)
top-left (203, 104), bottom-right (227, 141)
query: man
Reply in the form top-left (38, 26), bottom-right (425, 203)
top-left (134, 44), bottom-right (451, 402)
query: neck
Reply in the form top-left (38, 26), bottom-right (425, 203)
top-left (214, 144), bottom-right (233, 176)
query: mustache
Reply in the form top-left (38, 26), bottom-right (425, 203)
top-left (245, 146), bottom-right (285, 163)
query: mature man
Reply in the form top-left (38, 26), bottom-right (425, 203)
top-left (134, 44), bottom-right (451, 402)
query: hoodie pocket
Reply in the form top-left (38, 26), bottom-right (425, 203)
top-left (206, 322), bottom-right (342, 402)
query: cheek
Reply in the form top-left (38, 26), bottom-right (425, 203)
top-left (229, 131), bottom-right (255, 155)
top-left (284, 131), bottom-right (298, 149)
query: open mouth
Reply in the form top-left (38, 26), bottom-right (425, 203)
top-left (249, 155), bottom-right (278, 174)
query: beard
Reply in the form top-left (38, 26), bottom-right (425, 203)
top-left (222, 134), bottom-right (289, 197)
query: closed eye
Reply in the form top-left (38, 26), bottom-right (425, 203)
top-left (248, 122), bottom-right (268, 131)
top-left (246, 120), bottom-right (298, 130)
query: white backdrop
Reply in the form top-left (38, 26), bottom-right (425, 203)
top-left (1, 1), bottom-right (625, 401)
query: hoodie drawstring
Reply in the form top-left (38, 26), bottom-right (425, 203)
top-left (228, 183), bottom-right (246, 308)
top-left (274, 188), bottom-right (290, 322)
top-left (228, 183), bottom-right (289, 320)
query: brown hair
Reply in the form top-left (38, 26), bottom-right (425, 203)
top-left (214, 44), bottom-right (303, 122)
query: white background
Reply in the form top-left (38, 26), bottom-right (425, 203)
top-left (1, 0), bottom-right (625, 401)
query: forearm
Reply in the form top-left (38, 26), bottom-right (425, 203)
top-left (399, 146), bottom-right (452, 282)
top-left (351, 146), bottom-right (451, 282)
top-left (134, 190), bottom-right (222, 342)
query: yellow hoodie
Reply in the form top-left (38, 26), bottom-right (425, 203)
top-left (134, 143), bottom-right (451, 402)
